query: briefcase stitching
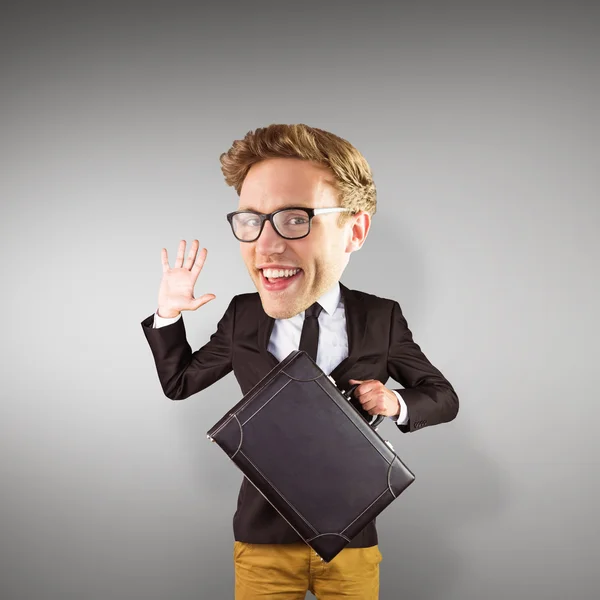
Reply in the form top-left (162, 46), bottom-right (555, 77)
top-left (387, 461), bottom-right (397, 498)
top-left (208, 351), bottom-right (413, 551)
top-left (280, 367), bottom-right (321, 382)
top-left (238, 373), bottom-right (403, 487)
top-left (233, 460), bottom-right (318, 543)
top-left (208, 351), bottom-right (332, 438)
top-left (239, 450), bottom-right (319, 534)
top-left (232, 463), bottom-right (336, 555)
top-left (238, 447), bottom-right (397, 541)
top-left (208, 353), bottom-right (302, 439)
top-left (339, 488), bottom-right (391, 535)
top-left (240, 378), bottom-right (293, 426)
top-left (209, 416), bottom-right (232, 438)
top-left (231, 372), bottom-right (403, 513)
top-left (236, 350), bottom-right (301, 403)
top-left (208, 378), bottom-right (293, 438)
top-left (231, 414), bottom-right (243, 459)
top-left (306, 533), bottom-right (351, 542)
top-left (314, 376), bottom-right (396, 463)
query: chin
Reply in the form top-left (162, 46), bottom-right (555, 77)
top-left (251, 275), bottom-right (303, 319)
top-left (260, 297), bottom-right (301, 320)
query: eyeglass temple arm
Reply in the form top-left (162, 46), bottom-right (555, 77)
top-left (312, 208), bottom-right (352, 215)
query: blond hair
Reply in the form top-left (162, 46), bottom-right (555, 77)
top-left (220, 124), bottom-right (377, 225)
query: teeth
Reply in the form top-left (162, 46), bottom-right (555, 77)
top-left (262, 268), bottom-right (300, 279)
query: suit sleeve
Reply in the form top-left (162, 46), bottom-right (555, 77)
top-left (387, 300), bottom-right (459, 433)
top-left (140, 297), bottom-right (235, 400)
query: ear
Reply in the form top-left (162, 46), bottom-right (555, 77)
top-left (345, 211), bottom-right (371, 253)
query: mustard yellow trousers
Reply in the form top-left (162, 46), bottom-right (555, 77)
top-left (233, 541), bottom-right (382, 599)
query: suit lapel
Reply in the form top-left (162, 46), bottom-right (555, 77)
top-left (257, 302), bottom-right (278, 367)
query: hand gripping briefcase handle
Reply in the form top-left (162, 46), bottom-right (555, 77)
top-left (339, 382), bottom-right (386, 430)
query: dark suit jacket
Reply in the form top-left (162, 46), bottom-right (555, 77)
top-left (141, 282), bottom-right (459, 547)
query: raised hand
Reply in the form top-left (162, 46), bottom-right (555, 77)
top-left (157, 240), bottom-right (216, 318)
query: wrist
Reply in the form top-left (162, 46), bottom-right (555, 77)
top-left (157, 308), bottom-right (181, 318)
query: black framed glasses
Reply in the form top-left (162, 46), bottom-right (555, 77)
top-left (226, 206), bottom-right (353, 242)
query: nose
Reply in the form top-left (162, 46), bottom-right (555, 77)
top-left (255, 219), bottom-right (286, 255)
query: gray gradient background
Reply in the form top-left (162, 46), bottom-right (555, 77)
top-left (1, 1), bottom-right (598, 599)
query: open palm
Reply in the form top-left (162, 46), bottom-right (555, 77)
top-left (157, 239), bottom-right (216, 317)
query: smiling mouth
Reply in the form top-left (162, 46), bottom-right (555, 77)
top-left (259, 268), bottom-right (303, 290)
top-left (260, 267), bottom-right (301, 278)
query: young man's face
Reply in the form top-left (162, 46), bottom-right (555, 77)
top-left (237, 158), bottom-right (368, 319)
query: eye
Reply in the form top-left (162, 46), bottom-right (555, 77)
top-left (281, 210), bottom-right (309, 225)
top-left (237, 214), bottom-right (261, 227)
top-left (286, 216), bottom-right (309, 225)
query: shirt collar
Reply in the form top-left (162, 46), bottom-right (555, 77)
top-left (308, 280), bottom-right (341, 317)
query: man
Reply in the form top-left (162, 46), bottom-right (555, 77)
top-left (141, 124), bottom-right (459, 599)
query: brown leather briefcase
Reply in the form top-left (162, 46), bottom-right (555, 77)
top-left (206, 350), bottom-right (415, 562)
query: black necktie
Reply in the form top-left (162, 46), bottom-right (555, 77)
top-left (298, 302), bottom-right (323, 361)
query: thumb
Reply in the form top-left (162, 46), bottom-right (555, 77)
top-left (191, 294), bottom-right (216, 310)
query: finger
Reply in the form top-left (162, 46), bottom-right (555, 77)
top-left (358, 395), bottom-right (374, 412)
top-left (357, 387), bottom-right (385, 405)
top-left (349, 382), bottom-right (365, 399)
top-left (190, 247), bottom-right (208, 276)
top-left (184, 239), bottom-right (200, 270)
top-left (191, 294), bottom-right (216, 310)
top-left (161, 247), bottom-right (170, 273)
top-left (348, 379), bottom-right (366, 393)
top-left (361, 398), bottom-right (383, 415)
top-left (349, 379), bottom-right (377, 396)
top-left (175, 240), bottom-right (186, 268)
top-left (360, 393), bottom-right (376, 408)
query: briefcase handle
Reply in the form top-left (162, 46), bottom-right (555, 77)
top-left (342, 383), bottom-right (386, 430)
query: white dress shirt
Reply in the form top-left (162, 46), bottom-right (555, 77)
top-left (153, 281), bottom-right (409, 426)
